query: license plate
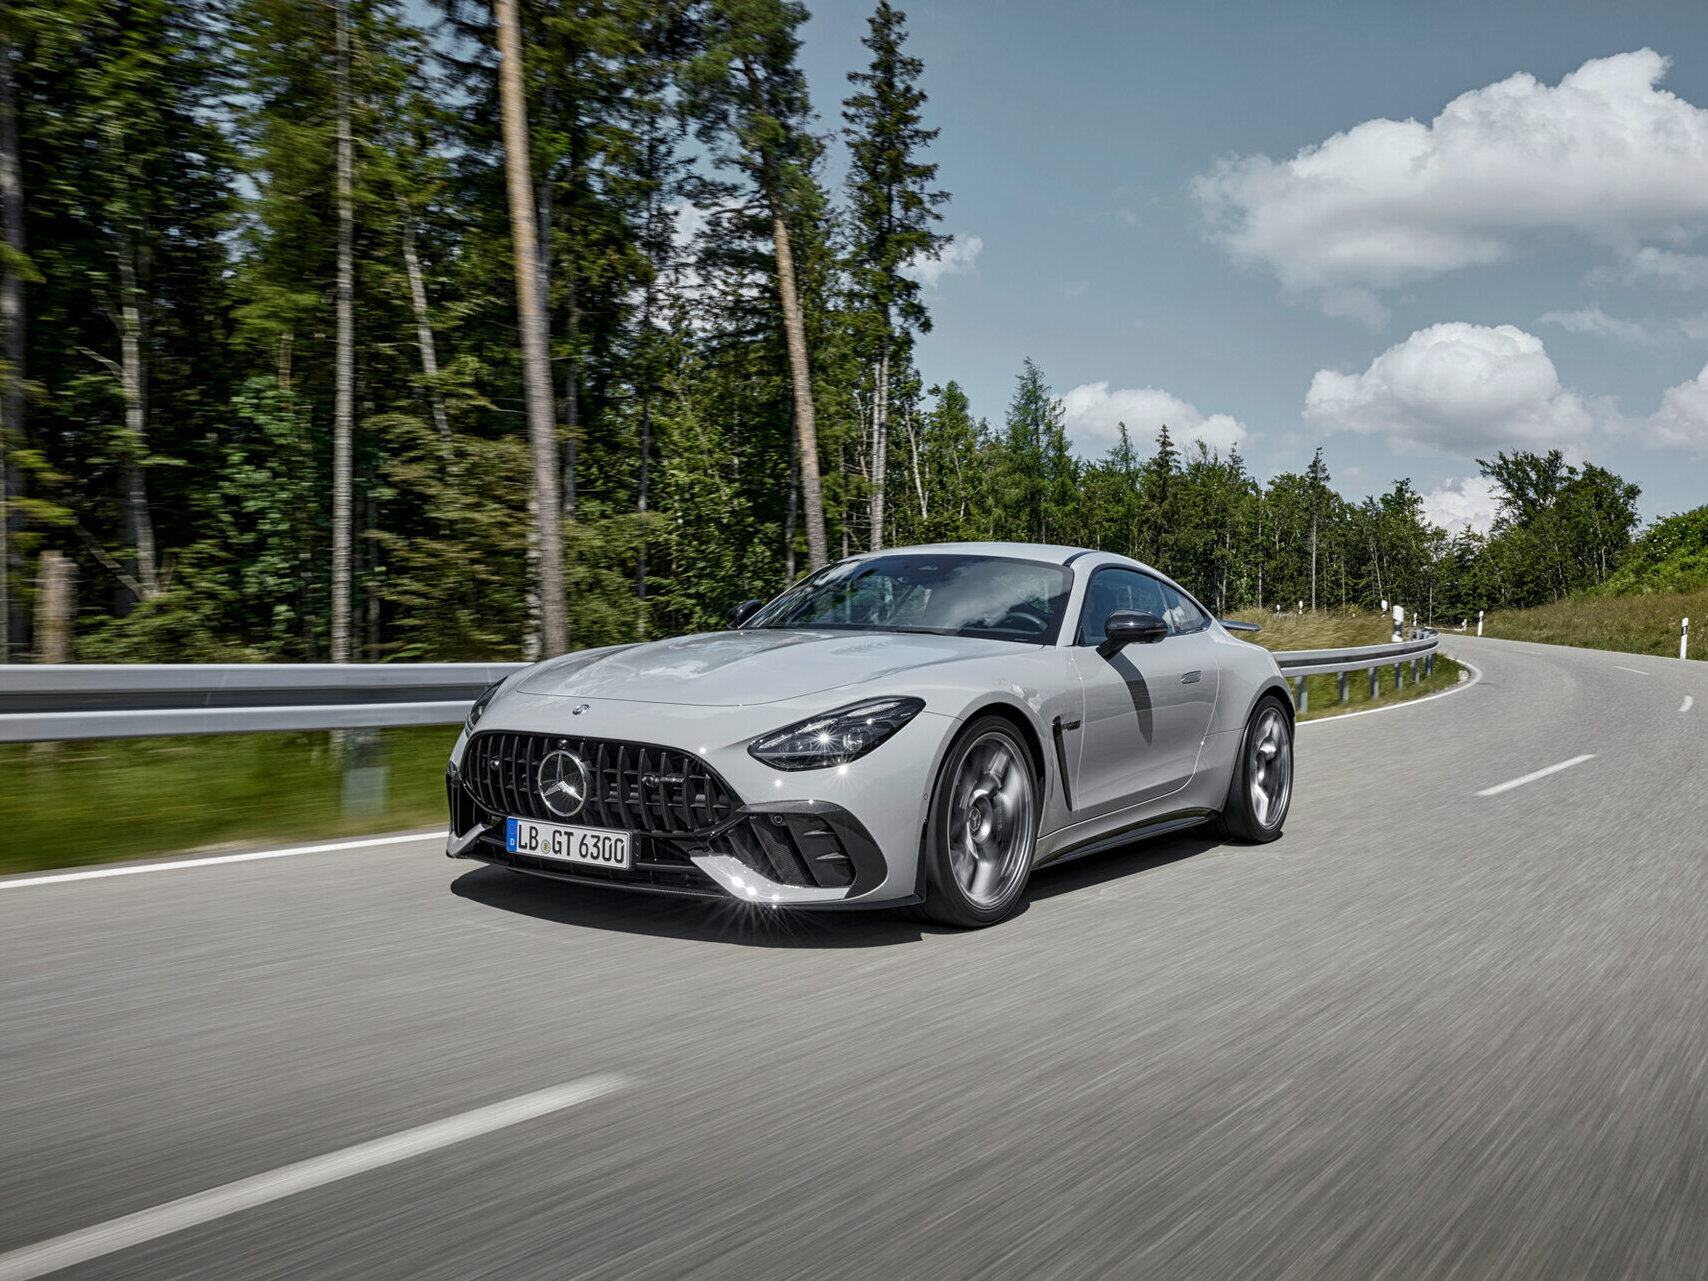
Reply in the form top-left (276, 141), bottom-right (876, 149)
top-left (506, 817), bottom-right (632, 871)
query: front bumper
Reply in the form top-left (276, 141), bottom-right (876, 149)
top-left (443, 703), bottom-right (950, 907)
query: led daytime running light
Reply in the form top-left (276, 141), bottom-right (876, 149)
top-left (748, 696), bottom-right (925, 771)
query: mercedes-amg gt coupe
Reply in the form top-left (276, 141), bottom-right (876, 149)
top-left (446, 543), bottom-right (1294, 927)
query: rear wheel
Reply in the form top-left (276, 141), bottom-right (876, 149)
top-left (1209, 697), bottom-right (1293, 842)
top-left (920, 717), bottom-right (1039, 928)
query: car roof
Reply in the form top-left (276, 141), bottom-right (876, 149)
top-left (846, 541), bottom-right (1161, 575)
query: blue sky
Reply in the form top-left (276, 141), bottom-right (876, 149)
top-left (793, 0), bottom-right (1708, 530)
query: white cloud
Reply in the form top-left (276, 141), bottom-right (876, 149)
top-left (1059, 382), bottom-right (1249, 458)
top-left (1421, 476), bottom-right (1502, 536)
top-left (1540, 307), bottom-right (1656, 346)
top-left (1303, 322), bottom-right (1604, 455)
top-left (1600, 246), bottom-right (1708, 290)
top-left (1194, 50), bottom-right (1708, 322)
top-left (904, 234), bottom-right (982, 288)
top-left (1648, 362), bottom-right (1708, 447)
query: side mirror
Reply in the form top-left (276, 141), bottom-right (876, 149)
top-left (726, 599), bottom-right (764, 628)
top-left (1097, 609), bottom-right (1167, 658)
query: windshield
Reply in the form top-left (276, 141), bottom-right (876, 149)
top-left (744, 554), bottom-right (1073, 644)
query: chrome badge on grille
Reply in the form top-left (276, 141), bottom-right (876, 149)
top-left (536, 750), bottom-right (592, 818)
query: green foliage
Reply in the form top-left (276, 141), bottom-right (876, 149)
top-left (1, 1), bottom-right (1654, 669)
top-left (1598, 506), bottom-right (1708, 596)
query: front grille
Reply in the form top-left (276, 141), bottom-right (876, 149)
top-left (460, 731), bottom-right (740, 835)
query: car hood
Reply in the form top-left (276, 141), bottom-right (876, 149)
top-left (514, 629), bottom-right (1025, 707)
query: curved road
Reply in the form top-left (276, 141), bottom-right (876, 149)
top-left (2, 636), bottom-right (1705, 1279)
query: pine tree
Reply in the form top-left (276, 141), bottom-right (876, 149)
top-left (687, 0), bottom-right (829, 570)
top-left (841, 0), bottom-right (946, 551)
top-left (1305, 446), bottom-right (1331, 612)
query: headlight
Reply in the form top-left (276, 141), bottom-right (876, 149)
top-left (748, 696), bottom-right (925, 771)
top-left (465, 680), bottom-right (503, 734)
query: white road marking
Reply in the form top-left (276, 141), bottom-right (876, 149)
top-left (1612, 665), bottom-right (1649, 676)
top-left (0, 1075), bottom-right (626, 1281)
top-left (1683, 696), bottom-right (1696, 713)
top-left (1476, 755), bottom-right (1596, 797)
top-left (0, 830), bottom-right (446, 891)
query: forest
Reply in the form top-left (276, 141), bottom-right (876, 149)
top-left (0, 0), bottom-right (1652, 663)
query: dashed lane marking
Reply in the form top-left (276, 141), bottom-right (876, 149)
top-left (1476, 754), bottom-right (1596, 798)
top-left (1612, 665), bottom-right (1649, 675)
top-left (0, 1076), bottom-right (627, 1281)
top-left (1683, 696), bottom-right (1696, 713)
top-left (0, 831), bottom-right (446, 891)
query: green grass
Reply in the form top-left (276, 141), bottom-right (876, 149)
top-left (1481, 587), bottom-right (1705, 661)
top-left (0, 726), bottom-right (458, 877)
top-left (1221, 608), bottom-right (1466, 720)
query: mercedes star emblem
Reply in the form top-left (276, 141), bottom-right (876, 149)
top-left (536, 749), bottom-right (591, 818)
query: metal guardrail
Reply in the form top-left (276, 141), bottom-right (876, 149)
top-left (1272, 628), bottom-right (1442, 713)
top-left (0, 663), bottom-right (527, 742)
top-left (0, 628), bottom-right (1445, 742)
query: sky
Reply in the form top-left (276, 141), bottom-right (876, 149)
top-left (791, 0), bottom-right (1708, 532)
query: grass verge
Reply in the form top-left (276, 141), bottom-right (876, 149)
top-left (1481, 587), bottom-right (1705, 661)
top-left (0, 726), bottom-right (457, 877)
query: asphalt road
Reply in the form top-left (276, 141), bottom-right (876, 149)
top-left (2, 635), bottom-right (1706, 1279)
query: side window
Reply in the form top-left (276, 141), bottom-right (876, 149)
top-left (1077, 568), bottom-right (1168, 645)
top-left (1160, 582), bottom-right (1209, 635)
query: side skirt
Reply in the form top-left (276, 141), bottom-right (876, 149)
top-left (1035, 808), bottom-right (1215, 869)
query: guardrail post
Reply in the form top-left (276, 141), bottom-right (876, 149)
top-left (1369, 666), bottom-right (1378, 700)
top-left (1338, 671), bottom-right (1349, 704)
top-left (1411, 658), bottom-right (1419, 684)
top-left (1393, 662), bottom-right (1403, 691)
top-left (1294, 676), bottom-right (1308, 712)
top-left (341, 728), bottom-right (388, 818)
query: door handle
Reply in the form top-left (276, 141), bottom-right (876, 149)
top-left (1180, 670), bottom-right (1202, 684)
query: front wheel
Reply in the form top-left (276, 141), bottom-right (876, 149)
top-left (1209, 698), bottom-right (1293, 843)
top-left (920, 716), bottom-right (1039, 928)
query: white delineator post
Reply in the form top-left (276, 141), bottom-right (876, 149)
top-left (1683, 617), bottom-right (1691, 660)
top-left (1392, 603), bottom-right (1404, 644)
top-left (1477, 609), bottom-right (1484, 637)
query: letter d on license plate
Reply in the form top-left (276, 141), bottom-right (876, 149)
top-left (506, 817), bottom-right (632, 870)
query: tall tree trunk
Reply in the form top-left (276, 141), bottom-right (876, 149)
top-left (784, 400), bottom-right (798, 581)
top-left (905, 404), bottom-right (926, 526)
top-left (330, 0), bottom-right (355, 663)
top-left (33, 550), bottom-right (73, 663)
top-left (496, 0), bottom-right (566, 655)
top-left (0, 33), bottom-right (18, 662)
top-left (869, 333), bottom-right (890, 550)
top-left (117, 236), bottom-right (158, 602)
top-left (561, 270), bottom-right (577, 519)
top-left (1309, 515), bottom-right (1317, 613)
top-left (766, 204), bottom-right (826, 570)
top-left (398, 202), bottom-right (450, 449)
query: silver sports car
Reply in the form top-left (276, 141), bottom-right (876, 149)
top-left (445, 542), bottom-right (1294, 927)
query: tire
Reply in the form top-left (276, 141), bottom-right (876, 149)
top-left (920, 716), bottom-right (1040, 928)
top-left (1208, 696), bottom-right (1293, 843)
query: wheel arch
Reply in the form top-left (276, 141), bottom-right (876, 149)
top-left (957, 698), bottom-right (1049, 784)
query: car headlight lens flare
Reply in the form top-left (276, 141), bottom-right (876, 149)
top-left (748, 697), bottom-right (925, 771)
